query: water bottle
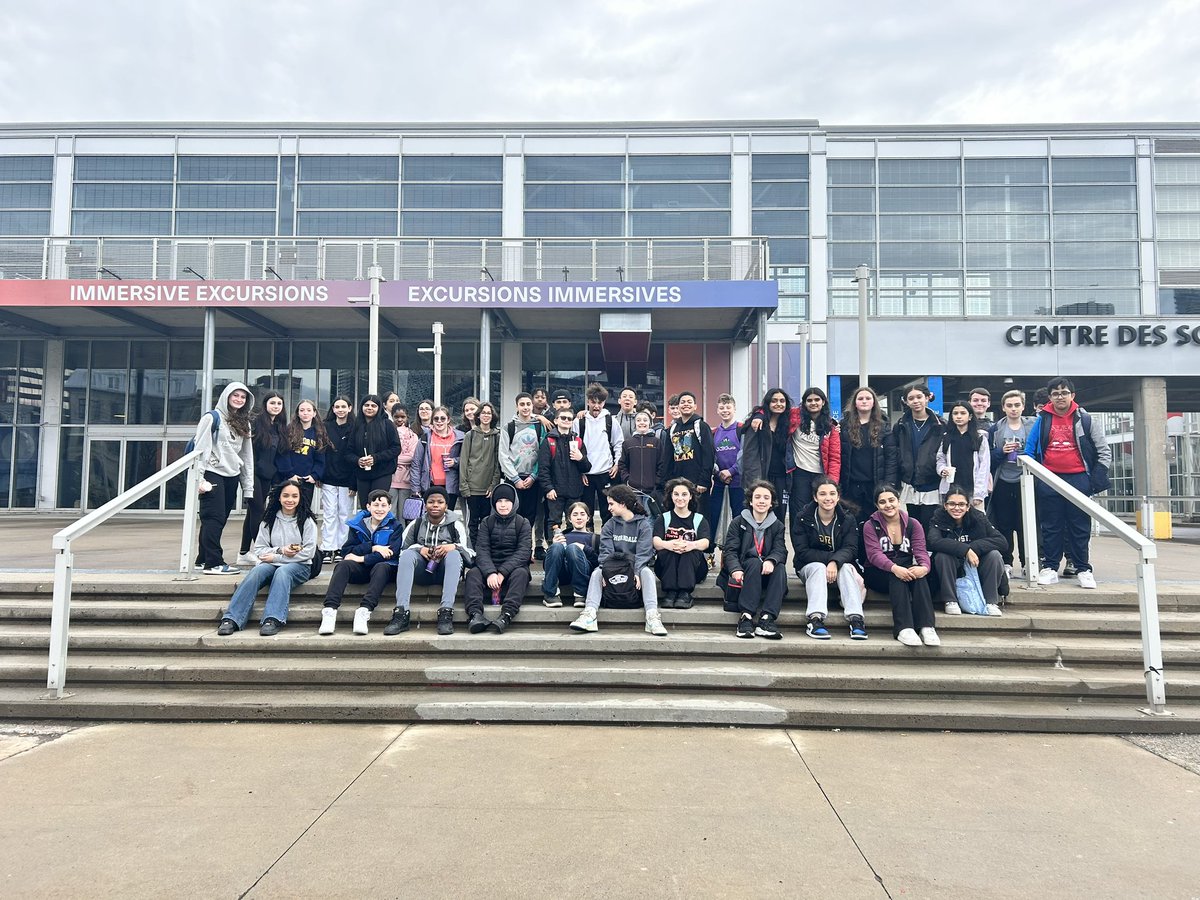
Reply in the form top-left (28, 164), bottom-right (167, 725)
top-left (491, 587), bottom-right (501, 605)
top-left (425, 554), bottom-right (439, 574)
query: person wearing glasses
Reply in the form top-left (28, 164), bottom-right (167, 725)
top-left (411, 405), bottom-right (464, 510)
top-left (1022, 377), bottom-right (1111, 589)
top-left (539, 407), bottom-right (591, 531)
top-left (927, 486), bottom-right (1007, 617)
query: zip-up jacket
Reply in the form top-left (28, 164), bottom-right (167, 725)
top-left (926, 506), bottom-right (1009, 579)
top-left (784, 408), bottom-right (842, 482)
top-left (894, 411), bottom-right (944, 492)
top-left (323, 419), bottom-right (358, 488)
top-left (474, 505), bottom-right (532, 578)
top-left (718, 509), bottom-right (787, 587)
top-left (791, 502), bottom-right (859, 572)
top-left (1023, 403), bottom-right (1112, 495)
top-left (193, 381), bottom-right (255, 494)
top-left (537, 431), bottom-right (590, 498)
top-left (934, 432), bottom-right (990, 499)
top-left (346, 416), bottom-right (401, 481)
top-left (458, 426), bottom-right (501, 497)
top-left (863, 509), bottom-right (931, 573)
top-left (410, 428), bottom-right (464, 496)
top-left (619, 431), bottom-right (668, 493)
top-left (837, 418), bottom-right (898, 488)
top-left (340, 509), bottom-right (404, 567)
top-left (400, 509), bottom-right (475, 565)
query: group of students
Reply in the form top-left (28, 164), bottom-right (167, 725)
top-left (196, 375), bottom-right (1107, 644)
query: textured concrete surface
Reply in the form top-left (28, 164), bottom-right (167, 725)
top-left (1, 723), bottom-right (1199, 899)
top-left (1124, 733), bottom-right (1200, 776)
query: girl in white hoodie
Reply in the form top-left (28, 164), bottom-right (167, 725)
top-left (194, 381), bottom-right (254, 574)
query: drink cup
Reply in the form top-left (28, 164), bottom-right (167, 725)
top-left (425, 557), bottom-right (439, 574)
top-left (944, 465), bottom-right (956, 484)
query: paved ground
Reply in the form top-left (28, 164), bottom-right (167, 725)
top-left (0, 722), bottom-right (1198, 899)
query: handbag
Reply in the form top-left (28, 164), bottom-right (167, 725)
top-left (954, 564), bottom-right (989, 615)
top-left (402, 497), bottom-right (424, 521)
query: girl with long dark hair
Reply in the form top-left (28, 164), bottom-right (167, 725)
top-left (935, 401), bottom-right (990, 506)
top-left (839, 385), bottom-right (897, 524)
top-left (277, 398), bottom-right (331, 509)
top-left (349, 393), bottom-right (401, 508)
top-left (321, 395), bottom-right (356, 563)
top-left (862, 483), bottom-right (938, 647)
top-left (894, 382), bottom-right (944, 532)
top-left (786, 387), bottom-right (841, 529)
top-left (459, 400), bottom-right (501, 545)
top-left (194, 382), bottom-right (254, 575)
top-left (739, 388), bottom-right (791, 520)
top-left (238, 389), bottom-right (287, 566)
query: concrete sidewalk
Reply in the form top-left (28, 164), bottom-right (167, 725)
top-left (1, 723), bottom-right (1198, 899)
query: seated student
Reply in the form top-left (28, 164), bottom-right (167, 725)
top-left (538, 407), bottom-right (590, 531)
top-left (792, 476), bottom-right (868, 641)
top-left (463, 483), bottom-right (531, 634)
top-left (569, 484), bottom-right (666, 636)
top-left (219, 481), bottom-right (318, 636)
top-left (719, 479), bottom-right (788, 639)
top-left (619, 408), bottom-right (667, 514)
top-left (389, 486), bottom-right (474, 636)
top-left (927, 486), bottom-right (1007, 617)
top-left (653, 477), bottom-right (711, 609)
top-left (318, 489), bottom-right (402, 636)
top-left (862, 484), bottom-right (939, 647)
top-left (541, 501), bottom-right (599, 608)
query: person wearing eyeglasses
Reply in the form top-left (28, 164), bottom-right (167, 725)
top-left (927, 486), bottom-right (1007, 617)
top-left (1022, 377), bottom-right (1111, 589)
top-left (411, 405), bottom-right (464, 510)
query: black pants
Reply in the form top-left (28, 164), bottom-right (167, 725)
top-left (544, 493), bottom-right (584, 534)
top-left (988, 479), bottom-right (1026, 567)
top-left (322, 559), bottom-right (394, 611)
top-left (736, 557), bottom-right (787, 618)
top-left (789, 469), bottom-right (820, 531)
top-left (933, 550), bottom-right (1004, 606)
top-left (464, 566), bottom-right (530, 617)
top-left (582, 471), bottom-right (614, 525)
top-left (356, 474), bottom-right (393, 508)
top-left (843, 479), bottom-right (874, 525)
top-left (515, 483), bottom-right (540, 526)
top-left (906, 502), bottom-right (937, 534)
top-left (466, 494), bottom-right (491, 546)
top-left (198, 471), bottom-right (241, 569)
top-left (766, 473), bottom-right (789, 522)
top-left (655, 550), bottom-right (708, 592)
top-left (864, 565), bottom-right (935, 637)
top-left (239, 473), bottom-right (277, 553)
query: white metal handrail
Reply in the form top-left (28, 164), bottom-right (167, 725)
top-left (1017, 455), bottom-right (1167, 715)
top-left (47, 448), bottom-right (203, 697)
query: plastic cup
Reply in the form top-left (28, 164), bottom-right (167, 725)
top-left (944, 465), bottom-right (956, 484)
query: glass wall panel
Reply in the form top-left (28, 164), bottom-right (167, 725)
top-left (278, 157), bottom-right (295, 236)
top-left (1157, 214), bottom-right (1200, 239)
top-left (299, 156), bottom-right (398, 182)
top-left (176, 211), bottom-right (278, 235)
top-left (965, 186), bottom-right (1048, 212)
top-left (829, 216), bottom-right (875, 241)
top-left (525, 156), bottom-right (625, 182)
top-left (752, 210), bottom-right (808, 235)
top-left (964, 214), bottom-right (1049, 240)
top-left (0, 156), bottom-right (53, 181)
top-left (1051, 157), bottom-right (1135, 183)
top-left (1052, 213), bottom-right (1137, 240)
top-left (71, 211), bottom-right (172, 235)
top-left (400, 211), bottom-right (501, 237)
top-left (1053, 185), bottom-right (1137, 211)
top-left (167, 340), bottom-right (203, 424)
top-left (828, 188), bottom-right (875, 212)
top-left (0, 427), bottom-right (10, 507)
top-left (178, 156), bottom-right (278, 181)
top-left (0, 184), bottom-right (51, 207)
top-left (58, 428), bottom-right (84, 508)
top-left (0, 340), bottom-right (15, 424)
top-left (124, 441), bottom-right (165, 510)
top-left (296, 211), bottom-right (397, 236)
top-left (74, 156), bottom-right (174, 181)
top-left (402, 156), bottom-right (501, 181)
top-left (630, 211), bottom-right (730, 236)
top-left (298, 184), bottom-right (398, 208)
top-left (1155, 158), bottom-right (1200, 183)
top-left (1054, 268), bottom-right (1138, 287)
top-left (1054, 242), bottom-right (1138, 268)
top-left (87, 439), bottom-right (122, 508)
top-left (524, 212), bottom-right (624, 238)
top-left (770, 239), bottom-right (808, 265)
top-left (880, 215), bottom-right (961, 240)
top-left (827, 159), bottom-right (874, 184)
top-left (829, 243), bottom-right (876, 267)
top-left (73, 184), bottom-right (173, 208)
top-left (878, 159), bottom-right (960, 184)
top-left (752, 182), bottom-right (808, 207)
top-left (878, 187), bottom-right (960, 213)
top-left (964, 158), bottom-right (1048, 184)
top-left (1158, 242), bottom-right (1200, 268)
top-left (129, 341), bottom-right (167, 425)
top-left (87, 340), bottom-right (128, 424)
top-left (628, 155), bottom-right (730, 180)
top-left (1055, 289), bottom-right (1139, 314)
top-left (878, 243), bottom-right (962, 268)
top-left (965, 242), bottom-right (1050, 268)
top-left (11, 425), bottom-right (39, 506)
top-left (630, 184), bottom-right (731, 209)
top-left (177, 184), bottom-right (277, 208)
top-left (0, 212), bottom-right (49, 233)
top-left (403, 184), bottom-right (503, 209)
top-left (524, 184), bottom-right (624, 209)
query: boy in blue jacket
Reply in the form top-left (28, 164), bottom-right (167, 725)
top-left (318, 490), bottom-right (402, 636)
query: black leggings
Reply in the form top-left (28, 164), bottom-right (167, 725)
top-left (864, 565), bottom-right (935, 637)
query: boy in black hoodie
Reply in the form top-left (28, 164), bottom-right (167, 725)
top-left (463, 483), bottom-right (532, 634)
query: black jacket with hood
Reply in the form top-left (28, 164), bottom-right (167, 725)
top-left (790, 501), bottom-right (859, 572)
top-left (474, 494), bottom-right (533, 578)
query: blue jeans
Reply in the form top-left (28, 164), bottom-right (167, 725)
top-left (708, 480), bottom-right (743, 534)
top-left (224, 561), bottom-right (310, 628)
top-left (542, 541), bottom-right (592, 597)
top-left (1036, 471), bottom-right (1093, 573)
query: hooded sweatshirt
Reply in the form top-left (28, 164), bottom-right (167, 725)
top-left (474, 491), bottom-right (532, 577)
top-left (252, 511), bottom-right (318, 566)
top-left (193, 381), bottom-right (255, 493)
top-left (400, 508), bottom-right (475, 566)
top-left (598, 511), bottom-right (654, 572)
top-left (458, 425), bottom-right (501, 496)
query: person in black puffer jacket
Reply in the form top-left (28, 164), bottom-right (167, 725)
top-left (718, 479), bottom-right (789, 639)
top-left (838, 385), bottom-right (898, 525)
top-left (239, 390), bottom-right (288, 562)
top-left (463, 482), bottom-right (532, 634)
top-left (537, 410), bottom-right (591, 531)
top-left (926, 486), bottom-right (1009, 617)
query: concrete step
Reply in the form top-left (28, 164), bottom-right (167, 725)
top-left (3, 650), bottom-right (1196, 699)
top-left (0, 684), bottom-right (1194, 732)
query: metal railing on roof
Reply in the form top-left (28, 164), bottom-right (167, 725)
top-left (0, 236), bottom-right (771, 283)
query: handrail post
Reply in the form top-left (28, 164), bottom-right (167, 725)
top-left (1136, 554), bottom-right (1168, 714)
top-left (177, 463), bottom-right (201, 579)
top-left (46, 545), bottom-right (73, 698)
top-left (1019, 464), bottom-right (1040, 586)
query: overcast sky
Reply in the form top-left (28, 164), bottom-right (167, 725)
top-left (2, 0), bottom-right (1197, 126)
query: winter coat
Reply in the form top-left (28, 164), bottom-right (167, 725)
top-left (474, 504), bottom-right (532, 578)
top-left (347, 415), bottom-right (401, 481)
top-left (322, 418), bottom-right (358, 489)
top-left (276, 425), bottom-right (326, 483)
top-left (340, 509), bottom-right (404, 567)
top-left (193, 381), bottom-right (255, 494)
top-left (926, 506), bottom-right (1009, 578)
top-left (410, 428), bottom-right (464, 496)
top-left (737, 413), bottom-right (788, 486)
top-left (837, 418), bottom-right (898, 488)
top-left (784, 408), bottom-right (842, 482)
top-left (400, 509), bottom-right (475, 566)
top-left (717, 509), bottom-right (787, 589)
top-left (934, 430), bottom-right (990, 499)
top-left (458, 426), bottom-right (501, 497)
top-left (790, 502), bottom-right (859, 571)
top-left (862, 510), bottom-right (931, 573)
top-left (1023, 403), bottom-right (1112, 495)
top-left (619, 431), bottom-right (668, 493)
top-left (894, 411), bottom-right (944, 492)
top-left (251, 415), bottom-right (287, 482)
top-left (392, 425), bottom-right (420, 490)
top-left (537, 431), bottom-right (590, 499)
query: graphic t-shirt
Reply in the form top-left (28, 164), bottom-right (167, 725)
top-left (1043, 412), bottom-right (1085, 475)
top-left (510, 420), bottom-right (542, 477)
top-left (654, 511), bottom-right (711, 546)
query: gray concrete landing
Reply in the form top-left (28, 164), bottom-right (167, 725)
top-left (1, 723), bottom-right (1198, 898)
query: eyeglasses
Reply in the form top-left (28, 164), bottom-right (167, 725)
top-left (945, 501), bottom-right (969, 508)
top-left (1049, 390), bottom-right (1073, 398)
top-left (432, 416), bottom-right (449, 422)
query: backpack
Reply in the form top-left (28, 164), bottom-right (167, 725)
top-left (547, 434), bottom-right (584, 460)
top-left (308, 547), bottom-right (324, 579)
top-left (599, 553), bottom-right (641, 609)
top-left (661, 511), bottom-right (702, 534)
top-left (184, 409), bottom-right (221, 454)
top-left (506, 419), bottom-right (546, 442)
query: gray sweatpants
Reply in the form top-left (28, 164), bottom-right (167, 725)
top-left (584, 566), bottom-right (658, 614)
top-left (394, 547), bottom-right (463, 611)
top-left (799, 561), bottom-right (865, 619)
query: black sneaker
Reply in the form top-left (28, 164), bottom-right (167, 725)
top-left (321, 551), bottom-right (334, 566)
top-left (1063, 560), bottom-right (1077, 578)
top-left (332, 550), bottom-right (343, 563)
top-left (217, 618), bottom-right (237, 636)
top-left (848, 616), bottom-right (869, 640)
top-left (660, 592), bottom-right (677, 610)
top-left (383, 608), bottom-right (411, 636)
top-left (755, 614), bottom-right (783, 640)
top-left (491, 612), bottom-right (512, 634)
top-left (468, 611), bottom-right (491, 634)
top-left (259, 617), bottom-right (284, 636)
top-left (805, 616), bottom-right (831, 640)
top-left (534, 545), bottom-right (546, 561)
top-left (437, 608), bottom-right (454, 635)
top-left (736, 614), bottom-right (756, 639)
top-left (676, 592), bottom-right (694, 610)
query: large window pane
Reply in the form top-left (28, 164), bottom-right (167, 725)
top-left (74, 156), bottom-right (173, 181)
top-left (0, 184), bottom-right (51, 207)
top-left (752, 154), bottom-right (808, 180)
top-left (878, 243), bottom-right (962, 268)
top-left (1052, 213), bottom-right (1137, 240)
top-left (630, 183), bottom-right (730, 209)
top-left (402, 156), bottom-right (501, 182)
top-left (0, 212), bottom-right (49, 234)
top-left (524, 211), bottom-right (623, 237)
top-left (1054, 185), bottom-right (1137, 212)
top-left (770, 238), bottom-right (808, 264)
top-left (965, 186), bottom-right (1048, 213)
top-left (1052, 157), bottom-right (1135, 183)
top-left (752, 210), bottom-right (808, 236)
top-left (400, 211), bottom-right (501, 237)
top-left (828, 188), bottom-right (875, 213)
top-left (1053, 242), bottom-right (1138, 268)
top-left (1158, 242), bottom-right (1200, 267)
top-left (298, 184), bottom-right (398, 209)
top-left (178, 156), bottom-right (278, 182)
top-left (965, 242), bottom-right (1050, 268)
top-left (752, 182), bottom-right (808, 207)
top-left (829, 215), bottom-right (875, 240)
top-left (1054, 268), bottom-right (1138, 287)
top-left (167, 340), bottom-right (203, 425)
top-left (129, 341), bottom-right (167, 425)
top-left (524, 184), bottom-right (624, 210)
top-left (57, 428), bottom-right (84, 508)
top-left (628, 155), bottom-right (730, 181)
top-left (402, 184), bottom-right (502, 209)
top-left (1055, 289), bottom-right (1139, 314)
top-left (1155, 158), bottom-right (1200, 184)
top-left (72, 184), bottom-right (173, 208)
top-left (878, 159), bottom-right (960, 185)
top-left (880, 215), bottom-right (961, 240)
top-left (827, 159), bottom-right (874, 185)
top-left (177, 184), bottom-right (277, 209)
top-left (176, 212), bottom-right (276, 236)
top-left (300, 156), bottom-right (398, 182)
top-left (1154, 185), bottom-right (1200, 212)
top-left (297, 211), bottom-right (398, 236)
top-left (630, 211), bottom-right (730, 236)
top-left (525, 156), bottom-right (624, 182)
top-left (71, 211), bottom-right (172, 235)
top-left (0, 156), bottom-right (53, 181)
top-left (1157, 214), bottom-right (1200, 239)
top-left (964, 158), bottom-right (1048, 184)
top-left (965, 214), bottom-right (1049, 240)
top-left (829, 243), bottom-right (876, 267)
top-left (0, 341), bottom-right (14, 424)
top-left (87, 340), bottom-right (128, 423)
top-left (879, 187), bottom-right (960, 213)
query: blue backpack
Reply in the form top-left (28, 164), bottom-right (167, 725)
top-left (184, 410), bottom-right (221, 454)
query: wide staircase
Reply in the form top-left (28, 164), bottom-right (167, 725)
top-left (2, 572), bottom-right (1200, 731)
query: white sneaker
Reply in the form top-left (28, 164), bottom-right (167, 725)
top-left (944, 600), bottom-right (962, 615)
top-left (236, 552), bottom-right (258, 568)
top-left (896, 628), bottom-right (921, 647)
top-left (570, 609), bottom-right (598, 633)
top-left (1010, 564), bottom-right (1023, 580)
top-left (353, 607), bottom-right (370, 635)
top-left (1077, 570), bottom-right (1097, 589)
top-left (920, 627), bottom-right (941, 647)
top-left (319, 608), bottom-right (337, 635)
top-left (1037, 567), bottom-right (1059, 586)
top-left (985, 603), bottom-right (1003, 617)
top-left (645, 613), bottom-right (668, 637)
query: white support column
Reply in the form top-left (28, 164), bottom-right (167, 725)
top-left (500, 341), bottom-right (522, 408)
top-left (479, 312), bottom-right (492, 403)
top-left (37, 339), bottom-right (65, 509)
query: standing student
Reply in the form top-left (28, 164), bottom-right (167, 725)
top-left (458, 401), bottom-right (502, 546)
top-left (276, 399), bottom-right (330, 509)
top-left (927, 487), bottom-right (1007, 617)
top-left (839, 386), bottom-right (898, 524)
top-left (862, 484), bottom-right (939, 647)
top-left (382, 392), bottom-right (401, 414)
top-left (539, 407), bottom-right (590, 530)
top-left (411, 405), bottom-right (464, 509)
top-left (663, 391), bottom-right (714, 498)
top-left (460, 396), bottom-right (480, 433)
top-left (194, 381), bottom-right (255, 575)
top-left (541, 501), bottom-right (599, 608)
top-left (415, 399), bottom-right (434, 435)
top-left (720, 480), bottom-right (788, 640)
top-left (709, 393), bottom-right (743, 537)
top-left (785, 387), bottom-right (842, 530)
top-left (498, 392), bottom-right (546, 528)
top-left (894, 382), bottom-right (944, 533)
top-left (349, 394), bottom-right (402, 507)
top-left (317, 490), bottom-right (402, 636)
top-left (792, 477), bottom-right (867, 640)
top-left (988, 389), bottom-right (1034, 576)
top-left (653, 477), bottom-right (710, 609)
top-left (574, 382), bottom-right (624, 524)
top-left (390, 487), bottom-right (474, 636)
top-left (220, 481), bottom-right (317, 636)
top-left (569, 484), bottom-right (666, 637)
top-left (320, 396), bottom-right (357, 564)
top-left (619, 409), bottom-right (668, 514)
top-left (739, 388), bottom-right (791, 520)
top-left (615, 387), bottom-right (639, 441)
top-left (463, 482), bottom-right (531, 635)
top-left (238, 390), bottom-right (287, 567)
top-left (389, 405), bottom-right (420, 525)
top-left (935, 401), bottom-right (990, 506)
top-left (969, 387), bottom-right (992, 429)
top-left (531, 388), bottom-right (550, 423)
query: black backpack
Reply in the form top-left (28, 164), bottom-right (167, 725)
top-left (599, 553), bottom-right (640, 608)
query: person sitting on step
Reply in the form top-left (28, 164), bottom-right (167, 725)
top-left (791, 476), bottom-right (867, 641)
top-left (541, 501), bottom-right (599, 608)
top-left (719, 479), bottom-right (788, 640)
top-left (463, 482), bottom-right (532, 634)
top-left (388, 486), bottom-right (474, 636)
top-left (219, 480), bottom-right (318, 636)
top-left (652, 477), bottom-right (711, 609)
top-left (317, 490), bottom-right (402, 637)
top-left (926, 485), bottom-right (1008, 617)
